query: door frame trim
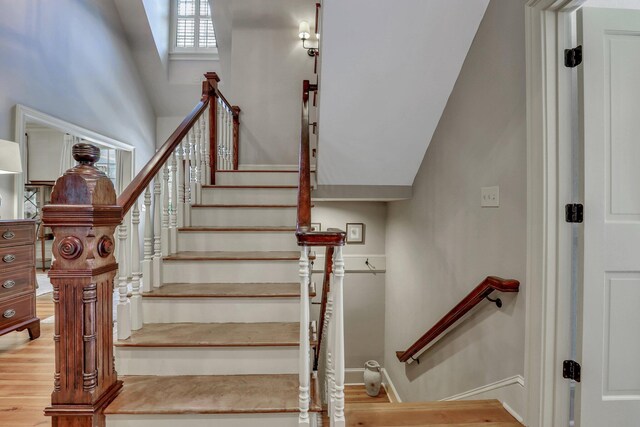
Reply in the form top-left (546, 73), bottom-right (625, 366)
top-left (524, 1), bottom-right (586, 426)
top-left (13, 104), bottom-right (136, 218)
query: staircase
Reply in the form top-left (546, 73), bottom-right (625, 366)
top-left (104, 171), bottom-right (322, 426)
top-left (41, 72), bottom-right (523, 427)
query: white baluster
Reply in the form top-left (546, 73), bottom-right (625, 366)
top-left (299, 246), bottom-right (311, 426)
top-left (124, 211), bottom-right (132, 281)
top-left (187, 128), bottom-right (196, 226)
top-left (117, 222), bottom-right (131, 340)
top-left (223, 106), bottom-right (228, 170)
top-left (201, 113), bottom-right (210, 186)
top-left (218, 106), bottom-right (224, 170)
top-left (332, 246), bottom-right (345, 427)
top-left (142, 186), bottom-right (153, 292)
top-left (325, 292), bottom-right (335, 420)
top-left (161, 162), bottom-right (170, 257)
top-left (217, 100), bottom-right (223, 170)
top-left (194, 119), bottom-right (202, 204)
top-left (153, 174), bottom-right (162, 288)
top-left (184, 135), bottom-right (193, 227)
top-left (170, 149), bottom-right (178, 254)
top-left (226, 108), bottom-right (232, 170)
top-left (130, 201), bottom-right (142, 330)
top-left (177, 141), bottom-right (185, 228)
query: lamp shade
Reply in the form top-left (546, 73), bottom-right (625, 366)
top-left (298, 21), bottom-right (311, 40)
top-left (0, 139), bottom-right (22, 174)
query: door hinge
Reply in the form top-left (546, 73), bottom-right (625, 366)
top-left (565, 45), bottom-right (583, 68)
top-left (565, 204), bottom-right (583, 223)
top-left (563, 360), bottom-right (581, 382)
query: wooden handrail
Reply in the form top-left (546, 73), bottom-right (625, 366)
top-left (117, 95), bottom-right (210, 214)
top-left (396, 276), bottom-right (520, 363)
top-left (41, 71), bottom-right (241, 426)
top-left (204, 72), bottom-right (241, 181)
top-left (297, 79), bottom-right (314, 232)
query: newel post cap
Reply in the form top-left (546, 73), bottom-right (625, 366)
top-left (43, 143), bottom-right (121, 227)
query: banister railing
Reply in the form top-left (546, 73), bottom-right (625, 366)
top-left (41, 71), bottom-right (239, 427)
top-left (205, 72), bottom-right (240, 179)
top-left (395, 276), bottom-right (520, 364)
top-left (296, 79), bottom-right (346, 427)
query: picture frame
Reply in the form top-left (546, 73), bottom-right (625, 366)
top-left (310, 222), bottom-right (321, 232)
top-left (346, 222), bottom-right (365, 244)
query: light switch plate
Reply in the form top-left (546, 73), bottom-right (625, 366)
top-left (481, 186), bottom-right (499, 207)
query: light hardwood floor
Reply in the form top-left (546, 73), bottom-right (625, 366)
top-left (0, 293), bottom-right (54, 426)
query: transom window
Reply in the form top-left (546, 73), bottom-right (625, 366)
top-left (173, 0), bottom-right (217, 54)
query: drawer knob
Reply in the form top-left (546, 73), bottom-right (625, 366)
top-left (3, 309), bottom-right (15, 319)
top-left (2, 231), bottom-right (15, 240)
top-left (2, 280), bottom-right (15, 289)
top-left (2, 254), bottom-right (16, 263)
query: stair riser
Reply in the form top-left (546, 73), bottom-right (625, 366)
top-left (142, 298), bottom-right (300, 323)
top-left (201, 188), bottom-right (297, 205)
top-left (115, 347), bottom-right (299, 375)
top-left (191, 207), bottom-right (296, 227)
top-left (163, 260), bottom-right (299, 283)
top-left (215, 171), bottom-right (300, 186)
top-left (178, 232), bottom-right (298, 252)
top-left (107, 414), bottom-right (300, 427)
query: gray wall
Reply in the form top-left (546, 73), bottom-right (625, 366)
top-left (0, 0), bottom-right (155, 218)
top-left (228, 10), bottom-right (314, 166)
top-left (384, 0), bottom-right (527, 402)
top-left (312, 201), bottom-right (387, 368)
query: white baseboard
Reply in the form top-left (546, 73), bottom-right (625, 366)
top-left (344, 368), bottom-right (364, 385)
top-left (381, 368), bottom-right (402, 403)
top-left (237, 164), bottom-right (301, 171)
top-left (441, 375), bottom-right (525, 422)
top-left (343, 367), bottom-right (402, 403)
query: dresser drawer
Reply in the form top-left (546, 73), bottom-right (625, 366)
top-left (0, 268), bottom-right (34, 299)
top-left (0, 223), bottom-right (35, 248)
top-left (0, 294), bottom-right (35, 330)
top-left (0, 245), bottom-right (35, 271)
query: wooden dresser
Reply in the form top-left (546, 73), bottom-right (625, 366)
top-left (0, 219), bottom-right (40, 339)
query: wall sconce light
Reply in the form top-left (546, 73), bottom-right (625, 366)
top-left (298, 21), bottom-right (318, 57)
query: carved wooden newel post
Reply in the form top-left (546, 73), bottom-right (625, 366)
top-left (43, 144), bottom-right (123, 427)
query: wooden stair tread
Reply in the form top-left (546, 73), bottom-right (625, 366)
top-left (178, 226), bottom-right (296, 232)
top-left (143, 282), bottom-right (309, 298)
top-left (163, 250), bottom-right (302, 261)
top-left (202, 185), bottom-right (297, 189)
top-left (104, 374), bottom-right (321, 414)
top-left (115, 322), bottom-right (299, 347)
top-left (344, 400), bottom-right (522, 426)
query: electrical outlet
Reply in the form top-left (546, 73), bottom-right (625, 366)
top-left (481, 186), bottom-right (499, 207)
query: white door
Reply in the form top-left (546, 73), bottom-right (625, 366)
top-left (580, 7), bottom-right (640, 426)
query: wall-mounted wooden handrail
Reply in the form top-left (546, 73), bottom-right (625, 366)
top-left (396, 276), bottom-right (520, 363)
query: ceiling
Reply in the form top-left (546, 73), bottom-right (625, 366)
top-left (317, 0), bottom-right (489, 186)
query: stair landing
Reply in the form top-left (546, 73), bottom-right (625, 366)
top-left (344, 399), bottom-right (522, 426)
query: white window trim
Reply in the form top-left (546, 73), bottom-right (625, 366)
top-left (169, 0), bottom-right (218, 60)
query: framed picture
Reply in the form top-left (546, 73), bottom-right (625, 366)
top-left (346, 223), bottom-right (365, 244)
top-left (310, 223), bottom-right (321, 232)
